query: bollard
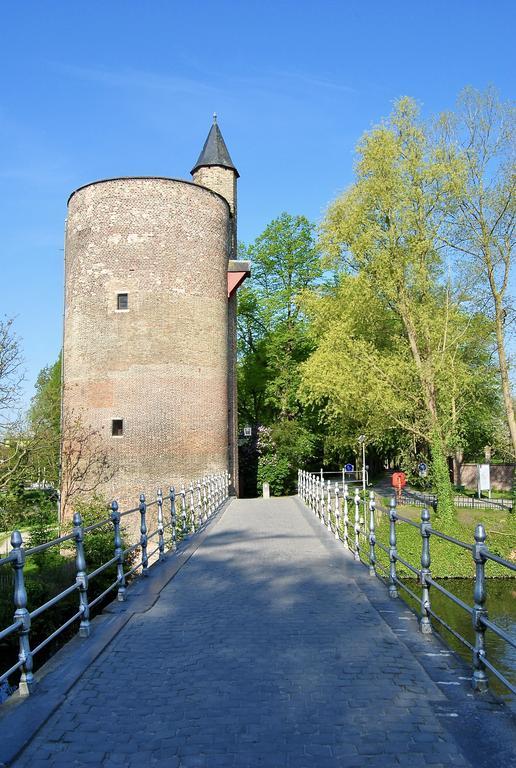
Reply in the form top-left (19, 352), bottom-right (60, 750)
top-left (388, 497), bottom-right (398, 598)
top-left (334, 483), bottom-right (340, 540)
top-left (368, 491), bottom-right (376, 576)
top-left (73, 512), bottom-right (90, 637)
top-left (472, 524), bottom-right (489, 692)
top-left (353, 489), bottom-right (361, 561)
top-left (139, 493), bottom-right (149, 576)
top-left (169, 487), bottom-right (177, 550)
top-left (157, 488), bottom-right (165, 561)
top-left (262, 482), bottom-right (270, 499)
top-left (343, 484), bottom-right (350, 549)
top-left (419, 508), bottom-right (432, 633)
top-left (111, 501), bottom-right (126, 601)
top-left (11, 531), bottom-right (33, 695)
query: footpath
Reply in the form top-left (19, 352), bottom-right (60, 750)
top-left (1, 497), bottom-right (515, 768)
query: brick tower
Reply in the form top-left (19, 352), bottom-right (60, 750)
top-left (61, 117), bottom-right (249, 519)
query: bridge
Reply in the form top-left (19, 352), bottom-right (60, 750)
top-left (0, 478), bottom-right (515, 767)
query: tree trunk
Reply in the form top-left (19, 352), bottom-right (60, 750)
top-left (494, 303), bottom-right (516, 458)
top-left (399, 303), bottom-right (456, 523)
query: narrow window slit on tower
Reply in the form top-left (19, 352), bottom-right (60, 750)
top-left (112, 419), bottom-right (124, 436)
top-left (117, 293), bottom-right (128, 310)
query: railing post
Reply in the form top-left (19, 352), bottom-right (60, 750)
top-left (368, 491), bottom-right (376, 576)
top-left (180, 484), bottom-right (187, 535)
top-left (334, 483), bottom-right (340, 540)
top-left (196, 480), bottom-right (202, 526)
top-left (189, 482), bottom-right (195, 532)
top-left (169, 487), bottom-right (177, 549)
top-left (111, 501), bottom-right (126, 601)
top-left (326, 481), bottom-right (332, 531)
top-left (139, 493), bottom-right (148, 576)
top-left (472, 524), bottom-right (489, 692)
top-left (202, 478), bottom-right (208, 522)
top-left (213, 476), bottom-right (218, 510)
top-left (208, 476), bottom-right (213, 516)
top-left (73, 512), bottom-right (90, 637)
top-left (157, 488), bottom-right (165, 561)
top-left (343, 484), bottom-right (349, 549)
top-left (388, 497), bottom-right (398, 598)
top-left (320, 479), bottom-right (326, 526)
top-left (11, 531), bottom-right (33, 695)
top-left (353, 489), bottom-right (360, 561)
top-left (419, 508), bottom-right (431, 633)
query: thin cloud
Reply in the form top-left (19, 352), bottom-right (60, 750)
top-left (52, 62), bottom-right (220, 96)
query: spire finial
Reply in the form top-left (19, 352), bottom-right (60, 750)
top-left (190, 114), bottom-right (239, 178)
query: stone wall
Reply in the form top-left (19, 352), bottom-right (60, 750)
top-left (460, 463), bottom-right (515, 492)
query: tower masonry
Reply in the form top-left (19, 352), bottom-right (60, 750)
top-left (61, 118), bottom-right (249, 522)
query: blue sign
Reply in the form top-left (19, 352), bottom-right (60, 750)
top-left (418, 462), bottom-right (427, 472)
top-left (344, 463), bottom-right (354, 472)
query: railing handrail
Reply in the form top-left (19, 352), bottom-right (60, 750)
top-left (0, 471), bottom-right (231, 699)
top-left (297, 468), bottom-right (515, 697)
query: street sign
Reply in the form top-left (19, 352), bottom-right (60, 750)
top-left (478, 464), bottom-right (491, 492)
top-left (243, 426), bottom-right (252, 437)
top-left (418, 462), bottom-right (427, 472)
top-left (344, 463), bottom-right (354, 472)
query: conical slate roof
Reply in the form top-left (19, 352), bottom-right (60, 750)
top-left (191, 115), bottom-right (239, 178)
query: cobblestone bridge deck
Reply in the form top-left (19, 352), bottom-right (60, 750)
top-left (1, 497), bottom-right (515, 767)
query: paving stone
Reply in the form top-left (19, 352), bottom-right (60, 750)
top-left (8, 497), bottom-right (515, 768)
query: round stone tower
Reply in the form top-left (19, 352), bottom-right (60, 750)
top-left (61, 119), bottom-right (247, 518)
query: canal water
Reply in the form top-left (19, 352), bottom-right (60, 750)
top-left (399, 578), bottom-right (515, 701)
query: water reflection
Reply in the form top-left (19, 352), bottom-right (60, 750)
top-left (398, 578), bottom-right (515, 701)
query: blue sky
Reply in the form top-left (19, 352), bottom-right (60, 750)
top-left (1, 0), bottom-right (514, 408)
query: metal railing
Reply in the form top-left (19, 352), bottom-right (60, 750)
top-left (0, 472), bottom-right (230, 697)
top-left (398, 489), bottom-right (513, 512)
top-left (298, 469), bottom-right (516, 696)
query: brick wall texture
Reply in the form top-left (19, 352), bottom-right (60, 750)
top-left (62, 177), bottom-right (232, 524)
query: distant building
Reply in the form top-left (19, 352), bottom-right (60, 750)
top-left (61, 117), bottom-right (249, 517)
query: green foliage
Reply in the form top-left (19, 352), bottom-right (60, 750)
top-left (69, 495), bottom-right (116, 578)
top-left (28, 502), bottom-right (60, 569)
top-left (238, 213), bottom-right (323, 495)
top-left (429, 430), bottom-right (455, 524)
top-left (374, 514), bottom-right (515, 578)
top-left (256, 423), bottom-right (317, 496)
top-left (27, 354), bottom-right (61, 488)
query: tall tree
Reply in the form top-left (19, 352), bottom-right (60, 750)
top-left (27, 354), bottom-right (62, 487)
top-left (238, 213), bottom-right (322, 493)
top-left (319, 98), bottom-right (466, 520)
top-left (0, 318), bottom-right (25, 492)
top-left (300, 274), bottom-right (502, 474)
top-left (442, 87), bottom-right (516, 456)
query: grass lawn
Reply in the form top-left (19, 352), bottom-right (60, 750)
top-left (372, 499), bottom-right (515, 578)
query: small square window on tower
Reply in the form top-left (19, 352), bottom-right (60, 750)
top-left (112, 419), bottom-right (124, 436)
top-left (117, 293), bottom-right (128, 310)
